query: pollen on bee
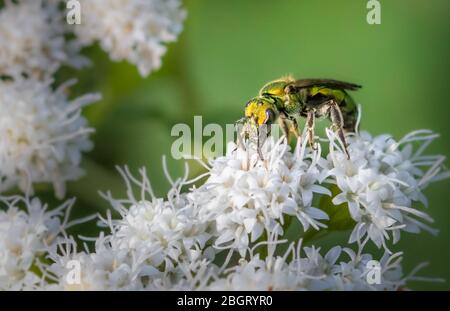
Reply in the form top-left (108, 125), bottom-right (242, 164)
top-left (244, 100), bottom-right (275, 126)
top-left (244, 101), bottom-right (259, 118)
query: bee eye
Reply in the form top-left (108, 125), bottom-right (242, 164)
top-left (264, 109), bottom-right (275, 124)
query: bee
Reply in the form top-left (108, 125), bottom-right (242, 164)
top-left (240, 76), bottom-right (361, 159)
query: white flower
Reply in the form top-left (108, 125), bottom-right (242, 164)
top-left (193, 136), bottom-right (330, 256)
top-left (74, 0), bottom-right (187, 76)
top-left (99, 167), bottom-right (213, 271)
top-left (325, 128), bottom-right (449, 251)
top-left (205, 239), bottom-right (409, 291)
top-left (297, 245), bottom-right (404, 291)
top-left (46, 234), bottom-right (159, 290)
top-left (15, 130), bottom-right (443, 291)
top-left (0, 195), bottom-right (72, 290)
top-left (39, 166), bottom-right (215, 291)
top-left (148, 257), bottom-right (219, 291)
top-left (0, 78), bottom-right (100, 198)
top-left (0, 0), bottom-right (88, 79)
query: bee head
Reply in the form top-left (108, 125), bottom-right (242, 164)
top-left (244, 97), bottom-right (278, 128)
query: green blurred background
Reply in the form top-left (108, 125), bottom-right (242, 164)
top-left (42, 0), bottom-right (450, 290)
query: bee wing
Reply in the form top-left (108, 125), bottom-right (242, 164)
top-left (293, 79), bottom-right (362, 91)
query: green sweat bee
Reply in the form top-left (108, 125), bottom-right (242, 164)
top-left (239, 76), bottom-right (361, 159)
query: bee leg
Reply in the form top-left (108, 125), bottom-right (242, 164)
top-left (306, 110), bottom-right (316, 150)
top-left (257, 124), bottom-right (270, 160)
top-left (287, 116), bottom-right (301, 141)
top-left (278, 115), bottom-right (290, 142)
top-left (329, 101), bottom-right (350, 159)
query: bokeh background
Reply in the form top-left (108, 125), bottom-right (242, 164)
top-left (39, 0), bottom-right (450, 290)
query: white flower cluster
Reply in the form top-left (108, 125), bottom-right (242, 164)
top-left (0, 78), bottom-right (100, 198)
top-left (192, 138), bottom-right (330, 256)
top-left (40, 167), bottom-right (214, 290)
top-left (0, 0), bottom-right (186, 78)
top-left (0, 191), bottom-right (424, 292)
top-left (0, 0), bottom-right (187, 199)
top-left (4, 126), bottom-right (438, 291)
top-left (0, 0), bottom-right (87, 79)
top-left (45, 235), bottom-right (156, 290)
top-left (324, 129), bottom-right (448, 251)
top-left (101, 167), bottom-right (214, 269)
top-left (74, 0), bottom-right (187, 76)
top-left (0, 195), bottom-right (72, 290)
top-left (205, 242), bottom-right (407, 291)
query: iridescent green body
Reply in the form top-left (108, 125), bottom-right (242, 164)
top-left (243, 76), bottom-right (362, 158)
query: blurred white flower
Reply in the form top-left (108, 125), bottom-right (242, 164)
top-left (0, 78), bottom-right (101, 198)
top-left (325, 128), bottom-right (449, 251)
top-left (0, 0), bottom-right (88, 79)
top-left (0, 195), bottom-right (72, 290)
top-left (297, 245), bottom-right (406, 291)
top-left (193, 137), bottom-right (330, 256)
top-left (205, 238), bottom-right (409, 291)
top-left (73, 0), bottom-right (187, 76)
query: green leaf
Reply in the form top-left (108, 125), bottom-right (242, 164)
top-left (297, 184), bottom-right (356, 245)
top-left (320, 184), bottom-right (356, 231)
